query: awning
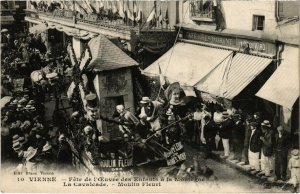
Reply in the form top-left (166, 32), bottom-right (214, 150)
top-left (87, 35), bottom-right (138, 72)
top-left (29, 23), bottom-right (48, 34)
top-left (195, 53), bottom-right (273, 99)
top-left (256, 46), bottom-right (299, 109)
top-left (143, 42), bottom-right (233, 86)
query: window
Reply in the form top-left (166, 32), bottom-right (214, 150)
top-left (252, 15), bottom-right (265, 31)
top-left (190, 0), bottom-right (215, 21)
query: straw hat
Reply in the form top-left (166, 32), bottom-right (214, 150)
top-left (46, 72), bottom-right (58, 79)
top-left (140, 96), bottom-right (151, 104)
top-left (12, 142), bottom-right (22, 151)
top-left (12, 134), bottom-right (20, 141)
top-left (18, 136), bottom-right (27, 145)
top-left (261, 120), bottom-right (271, 128)
top-left (24, 147), bottom-right (38, 161)
top-left (42, 142), bottom-right (52, 152)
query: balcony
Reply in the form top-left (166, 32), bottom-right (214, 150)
top-left (25, 9), bottom-right (174, 40)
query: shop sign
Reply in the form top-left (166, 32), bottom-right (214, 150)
top-left (183, 31), bottom-right (276, 55)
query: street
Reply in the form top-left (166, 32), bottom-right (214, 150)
top-left (183, 144), bottom-right (285, 193)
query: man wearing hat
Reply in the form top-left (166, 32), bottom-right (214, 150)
top-left (115, 104), bottom-right (139, 136)
top-left (259, 120), bottom-right (275, 177)
top-left (219, 111), bottom-right (233, 158)
top-left (248, 122), bottom-right (262, 171)
top-left (274, 126), bottom-right (290, 181)
top-left (23, 146), bottom-right (38, 173)
top-left (288, 149), bottom-right (299, 192)
top-left (85, 93), bottom-right (99, 122)
top-left (229, 113), bottom-right (245, 162)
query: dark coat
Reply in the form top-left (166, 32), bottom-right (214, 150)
top-left (219, 118), bottom-right (233, 139)
top-left (203, 120), bottom-right (217, 139)
top-left (232, 120), bottom-right (245, 144)
top-left (243, 123), bottom-right (252, 148)
top-left (261, 130), bottom-right (275, 156)
top-left (274, 131), bottom-right (290, 153)
top-left (249, 129), bottom-right (262, 153)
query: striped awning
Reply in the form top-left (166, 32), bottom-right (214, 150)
top-left (195, 53), bottom-right (273, 100)
top-left (143, 42), bottom-right (233, 86)
top-left (256, 46), bottom-right (299, 109)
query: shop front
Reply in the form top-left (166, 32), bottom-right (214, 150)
top-left (144, 26), bottom-right (278, 119)
top-left (256, 44), bottom-right (299, 134)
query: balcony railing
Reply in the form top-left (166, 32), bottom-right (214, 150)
top-left (25, 9), bottom-right (173, 35)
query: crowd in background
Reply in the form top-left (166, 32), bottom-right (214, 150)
top-left (1, 30), bottom-right (299, 191)
top-left (182, 101), bottom-right (299, 191)
top-left (1, 31), bottom-right (74, 173)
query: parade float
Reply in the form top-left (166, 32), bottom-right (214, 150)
top-left (63, 34), bottom-right (195, 177)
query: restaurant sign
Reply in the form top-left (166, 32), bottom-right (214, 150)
top-left (183, 30), bottom-right (276, 55)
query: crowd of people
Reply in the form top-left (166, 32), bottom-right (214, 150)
top-left (1, 30), bottom-right (299, 191)
top-left (1, 31), bottom-right (74, 173)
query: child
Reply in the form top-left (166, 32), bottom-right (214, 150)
top-left (288, 149), bottom-right (299, 193)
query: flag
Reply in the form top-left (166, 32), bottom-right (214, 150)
top-left (85, 0), bottom-right (96, 13)
top-left (112, 1), bottom-right (118, 14)
top-left (30, 1), bottom-right (38, 9)
top-left (158, 63), bottom-right (167, 89)
top-left (164, 8), bottom-right (169, 25)
top-left (158, 8), bottom-right (163, 25)
top-left (74, 1), bottom-right (87, 14)
top-left (133, 1), bottom-right (137, 19)
top-left (135, 10), bottom-right (142, 23)
top-left (67, 82), bottom-right (76, 99)
top-left (118, 0), bottom-right (125, 18)
top-left (146, 7), bottom-right (156, 23)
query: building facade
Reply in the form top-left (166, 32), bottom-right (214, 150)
top-left (144, 0), bottom-right (299, 133)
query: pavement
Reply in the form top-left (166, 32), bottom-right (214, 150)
top-left (209, 149), bottom-right (295, 191)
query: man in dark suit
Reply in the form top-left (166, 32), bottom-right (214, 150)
top-left (259, 120), bottom-right (275, 177)
top-left (274, 126), bottom-right (290, 181)
top-left (248, 122), bottom-right (262, 171)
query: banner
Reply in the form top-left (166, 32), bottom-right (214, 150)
top-left (163, 142), bottom-right (186, 166)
